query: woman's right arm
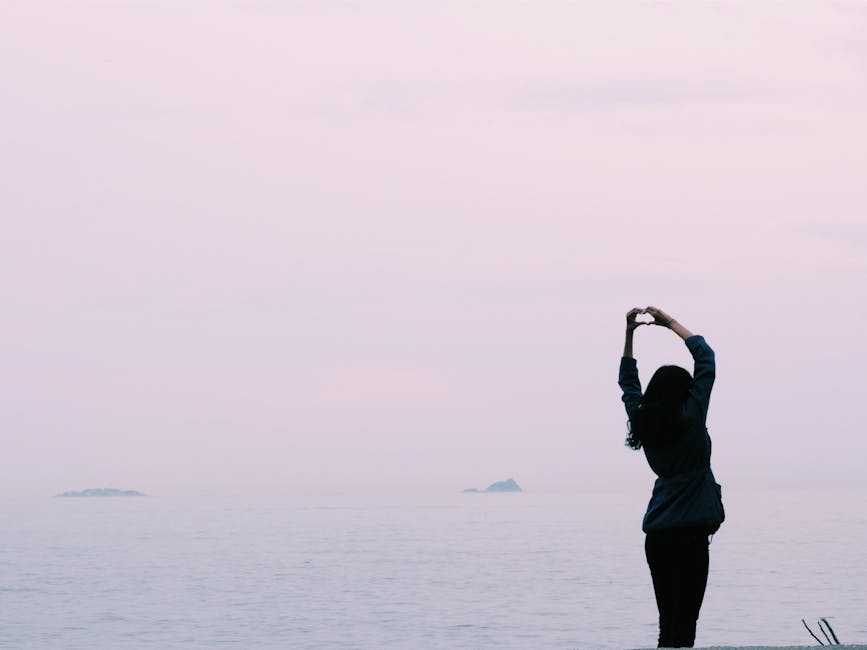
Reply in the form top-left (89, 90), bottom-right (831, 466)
top-left (646, 306), bottom-right (715, 407)
top-left (685, 336), bottom-right (715, 407)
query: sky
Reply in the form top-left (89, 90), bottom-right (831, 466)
top-left (2, 1), bottom-right (866, 496)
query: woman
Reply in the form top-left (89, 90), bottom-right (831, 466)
top-left (619, 306), bottom-right (725, 649)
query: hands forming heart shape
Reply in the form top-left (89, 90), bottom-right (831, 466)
top-left (627, 306), bottom-right (674, 329)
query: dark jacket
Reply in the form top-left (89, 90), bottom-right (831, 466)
top-left (619, 335), bottom-right (725, 534)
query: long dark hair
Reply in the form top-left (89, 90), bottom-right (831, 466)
top-left (626, 365), bottom-right (693, 450)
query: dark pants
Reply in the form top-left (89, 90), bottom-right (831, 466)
top-left (644, 527), bottom-right (710, 648)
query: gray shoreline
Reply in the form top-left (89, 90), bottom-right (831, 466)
top-left (631, 646), bottom-right (867, 650)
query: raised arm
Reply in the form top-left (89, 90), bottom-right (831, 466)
top-left (685, 335), bottom-right (715, 406)
top-left (645, 306), bottom-right (715, 409)
top-left (623, 307), bottom-right (645, 358)
top-left (619, 308), bottom-right (645, 414)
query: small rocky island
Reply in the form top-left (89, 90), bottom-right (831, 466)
top-left (463, 478), bottom-right (522, 493)
top-left (56, 488), bottom-right (145, 497)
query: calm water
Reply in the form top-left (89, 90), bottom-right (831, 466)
top-left (2, 489), bottom-right (865, 649)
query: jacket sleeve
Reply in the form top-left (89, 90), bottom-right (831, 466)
top-left (685, 335), bottom-right (715, 414)
top-left (618, 357), bottom-right (642, 416)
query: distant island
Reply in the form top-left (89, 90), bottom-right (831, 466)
top-left (56, 488), bottom-right (145, 497)
top-left (463, 478), bottom-right (522, 493)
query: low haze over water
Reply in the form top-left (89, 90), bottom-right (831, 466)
top-left (3, 489), bottom-right (865, 649)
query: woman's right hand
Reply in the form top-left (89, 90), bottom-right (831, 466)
top-left (646, 306), bottom-right (694, 340)
top-left (646, 306), bottom-right (674, 328)
top-left (626, 307), bottom-right (646, 333)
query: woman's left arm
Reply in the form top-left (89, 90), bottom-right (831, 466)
top-left (619, 308), bottom-right (645, 413)
top-left (623, 307), bottom-right (645, 358)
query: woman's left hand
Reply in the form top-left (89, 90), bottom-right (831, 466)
top-left (626, 307), bottom-right (646, 333)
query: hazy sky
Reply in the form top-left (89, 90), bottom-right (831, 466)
top-left (3, 1), bottom-right (866, 496)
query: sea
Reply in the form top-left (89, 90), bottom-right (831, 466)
top-left (2, 488), bottom-right (865, 649)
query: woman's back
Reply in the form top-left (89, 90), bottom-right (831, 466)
top-left (619, 333), bottom-right (723, 533)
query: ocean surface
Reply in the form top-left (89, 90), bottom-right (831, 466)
top-left (2, 489), bottom-right (865, 649)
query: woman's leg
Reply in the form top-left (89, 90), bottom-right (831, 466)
top-left (667, 529), bottom-right (709, 647)
top-left (645, 533), bottom-right (676, 647)
top-left (645, 529), bottom-right (710, 648)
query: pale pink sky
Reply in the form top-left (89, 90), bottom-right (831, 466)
top-left (2, 1), bottom-right (866, 495)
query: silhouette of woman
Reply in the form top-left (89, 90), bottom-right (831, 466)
top-left (619, 306), bottom-right (725, 648)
